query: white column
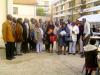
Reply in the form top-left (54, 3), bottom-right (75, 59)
top-left (34, 5), bottom-right (37, 17)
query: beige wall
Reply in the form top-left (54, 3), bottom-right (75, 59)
top-left (8, 0), bottom-right (13, 15)
top-left (13, 4), bottom-right (36, 19)
top-left (13, 0), bottom-right (37, 5)
top-left (86, 0), bottom-right (91, 3)
top-left (0, 0), bottom-right (7, 59)
top-left (75, 0), bottom-right (81, 5)
top-left (0, 0), bottom-right (13, 38)
top-left (98, 10), bottom-right (100, 14)
top-left (0, 0), bottom-right (7, 38)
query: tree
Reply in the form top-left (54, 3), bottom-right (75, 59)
top-left (36, 7), bottom-right (46, 16)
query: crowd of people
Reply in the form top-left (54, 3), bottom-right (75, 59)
top-left (2, 14), bottom-right (91, 60)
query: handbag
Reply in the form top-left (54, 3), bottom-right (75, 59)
top-left (65, 36), bottom-right (72, 42)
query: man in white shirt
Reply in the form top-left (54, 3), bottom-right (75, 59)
top-left (68, 22), bottom-right (79, 55)
top-left (82, 18), bottom-right (90, 46)
top-left (81, 18), bottom-right (90, 57)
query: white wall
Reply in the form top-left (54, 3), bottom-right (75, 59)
top-left (13, 4), bottom-right (36, 19)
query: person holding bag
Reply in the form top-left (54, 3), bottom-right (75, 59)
top-left (57, 22), bottom-right (70, 55)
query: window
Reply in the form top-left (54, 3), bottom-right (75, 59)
top-left (93, 11), bottom-right (98, 14)
top-left (44, 1), bottom-right (49, 6)
top-left (61, 5), bottom-right (64, 10)
top-left (94, 1), bottom-right (100, 6)
top-left (56, 7), bottom-right (58, 12)
top-left (61, 11), bottom-right (63, 14)
top-left (69, 1), bottom-right (73, 8)
top-left (60, 0), bottom-right (66, 3)
top-left (54, 1), bottom-right (59, 6)
top-left (80, 5), bottom-right (86, 12)
top-left (81, 0), bottom-right (86, 4)
top-left (68, 0), bottom-right (75, 7)
top-left (13, 7), bottom-right (18, 15)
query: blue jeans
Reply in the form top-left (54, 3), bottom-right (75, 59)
top-left (69, 41), bottom-right (76, 53)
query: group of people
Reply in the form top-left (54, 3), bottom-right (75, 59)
top-left (2, 14), bottom-right (91, 60)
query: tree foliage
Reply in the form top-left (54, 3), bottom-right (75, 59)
top-left (36, 7), bottom-right (45, 16)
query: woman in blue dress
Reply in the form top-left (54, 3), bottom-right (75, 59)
top-left (57, 22), bottom-right (70, 55)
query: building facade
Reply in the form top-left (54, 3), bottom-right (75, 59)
top-left (52, 0), bottom-right (100, 21)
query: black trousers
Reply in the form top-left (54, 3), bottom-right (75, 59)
top-left (45, 41), bottom-right (53, 51)
top-left (28, 39), bottom-right (36, 51)
top-left (5, 42), bottom-right (15, 59)
top-left (83, 35), bottom-right (90, 46)
top-left (21, 41), bottom-right (28, 53)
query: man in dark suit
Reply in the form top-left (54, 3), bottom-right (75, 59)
top-left (22, 18), bottom-right (30, 53)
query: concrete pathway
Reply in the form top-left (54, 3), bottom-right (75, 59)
top-left (0, 52), bottom-right (85, 75)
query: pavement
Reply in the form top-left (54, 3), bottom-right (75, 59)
top-left (0, 50), bottom-right (85, 75)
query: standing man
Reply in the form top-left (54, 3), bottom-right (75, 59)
top-left (12, 17), bottom-right (17, 55)
top-left (15, 18), bottom-right (23, 55)
top-left (82, 18), bottom-right (90, 46)
top-left (29, 18), bottom-right (36, 51)
top-left (81, 18), bottom-right (90, 57)
top-left (2, 14), bottom-right (15, 60)
top-left (22, 18), bottom-right (30, 53)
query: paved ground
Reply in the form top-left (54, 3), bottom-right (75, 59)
top-left (0, 50), bottom-right (85, 75)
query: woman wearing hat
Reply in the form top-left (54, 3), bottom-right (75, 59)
top-left (84, 39), bottom-right (98, 75)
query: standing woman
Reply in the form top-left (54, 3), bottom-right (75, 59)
top-left (69, 22), bottom-right (79, 55)
top-left (15, 18), bottom-right (23, 55)
top-left (44, 20), bottom-right (55, 53)
top-left (57, 22), bottom-right (69, 55)
top-left (34, 21), bottom-right (44, 53)
top-left (84, 39), bottom-right (98, 75)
